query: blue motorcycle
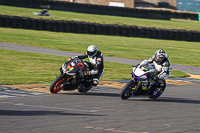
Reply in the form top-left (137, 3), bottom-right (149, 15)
top-left (120, 62), bottom-right (172, 100)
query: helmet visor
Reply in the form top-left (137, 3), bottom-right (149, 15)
top-left (156, 54), bottom-right (165, 60)
top-left (158, 54), bottom-right (164, 57)
top-left (87, 51), bottom-right (95, 56)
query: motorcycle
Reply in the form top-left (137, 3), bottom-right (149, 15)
top-left (49, 57), bottom-right (93, 93)
top-left (120, 61), bottom-right (172, 100)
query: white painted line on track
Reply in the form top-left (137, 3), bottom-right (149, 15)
top-left (85, 126), bottom-right (149, 133)
top-left (1, 102), bottom-right (99, 113)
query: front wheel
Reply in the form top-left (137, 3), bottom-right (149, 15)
top-left (49, 75), bottom-right (66, 93)
top-left (120, 80), bottom-right (136, 100)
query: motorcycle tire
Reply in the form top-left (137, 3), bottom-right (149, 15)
top-left (49, 75), bottom-right (66, 93)
top-left (120, 80), bottom-right (136, 100)
top-left (149, 80), bottom-right (166, 99)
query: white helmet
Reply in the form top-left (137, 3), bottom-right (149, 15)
top-left (87, 45), bottom-right (97, 58)
top-left (155, 49), bottom-right (166, 63)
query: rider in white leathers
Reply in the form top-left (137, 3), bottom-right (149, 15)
top-left (142, 49), bottom-right (170, 81)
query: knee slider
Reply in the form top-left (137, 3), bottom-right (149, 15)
top-left (93, 78), bottom-right (99, 86)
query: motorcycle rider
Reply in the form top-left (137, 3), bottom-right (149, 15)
top-left (145, 49), bottom-right (170, 80)
top-left (142, 49), bottom-right (170, 86)
top-left (70, 45), bottom-right (104, 91)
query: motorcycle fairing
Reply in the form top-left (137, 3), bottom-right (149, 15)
top-left (62, 58), bottom-right (85, 75)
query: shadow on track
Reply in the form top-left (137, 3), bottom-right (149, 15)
top-left (127, 97), bottom-right (200, 104)
top-left (60, 92), bottom-right (120, 98)
top-left (0, 110), bottom-right (105, 116)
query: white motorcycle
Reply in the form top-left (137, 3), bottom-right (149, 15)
top-left (120, 61), bottom-right (172, 100)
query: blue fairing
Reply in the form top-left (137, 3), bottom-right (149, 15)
top-left (131, 72), bottom-right (135, 76)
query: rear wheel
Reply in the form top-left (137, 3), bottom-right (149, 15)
top-left (50, 75), bottom-right (66, 93)
top-left (149, 80), bottom-right (166, 99)
top-left (120, 80), bottom-right (136, 100)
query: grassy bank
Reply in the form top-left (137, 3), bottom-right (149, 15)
top-left (0, 49), bottom-right (188, 85)
top-left (0, 28), bottom-right (200, 67)
top-left (0, 5), bottom-right (200, 31)
top-left (0, 5), bottom-right (196, 85)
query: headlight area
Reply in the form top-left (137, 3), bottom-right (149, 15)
top-left (62, 64), bottom-right (68, 73)
top-left (61, 64), bottom-right (76, 75)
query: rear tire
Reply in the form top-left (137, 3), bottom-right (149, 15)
top-left (149, 80), bottom-right (166, 99)
top-left (49, 75), bottom-right (66, 93)
top-left (120, 80), bottom-right (136, 100)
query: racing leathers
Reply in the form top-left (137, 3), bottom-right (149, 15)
top-left (77, 51), bottom-right (104, 86)
top-left (144, 54), bottom-right (170, 81)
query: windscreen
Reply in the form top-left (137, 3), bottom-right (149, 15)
top-left (139, 62), bottom-right (155, 72)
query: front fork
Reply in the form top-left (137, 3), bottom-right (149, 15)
top-left (60, 67), bottom-right (63, 74)
top-left (130, 79), bottom-right (139, 95)
top-left (59, 75), bottom-right (70, 89)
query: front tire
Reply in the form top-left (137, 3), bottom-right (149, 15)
top-left (120, 80), bottom-right (136, 100)
top-left (49, 75), bottom-right (66, 93)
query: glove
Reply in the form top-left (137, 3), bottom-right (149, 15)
top-left (153, 76), bottom-right (159, 81)
top-left (68, 57), bottom-right (73, 60)
top-left (68, 56), bottom-right (78, 60)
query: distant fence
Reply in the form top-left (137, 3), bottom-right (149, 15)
top-left (171, 12), bottom-right (199, 20)
top-left (0, 0), bottom-right (198, 20)
top-left (0, 15), bottom-right (200, 42)
top-left (0, 0), bottom-right (171, 20)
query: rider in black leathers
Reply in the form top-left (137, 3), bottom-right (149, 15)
top-left (71, 45), bottom-right (104, 89)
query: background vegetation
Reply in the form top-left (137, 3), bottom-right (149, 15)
top-left (1, 28), bottom-right (200, 67)
top-left (0, 49), bottom-right (188, 85)
top-left (0, 5), bottom-right (199, 85)
top-left (0, 5), bottom-right (200, 31)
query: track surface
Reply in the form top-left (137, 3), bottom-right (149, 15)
top-left (1, 42), bottom-right (200, 133)
top-left (1, 84), bottom-right (200, 133)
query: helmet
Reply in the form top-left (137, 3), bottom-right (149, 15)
top-left (155, 49), bottom-right (166, 63)
top-left (87, 45), bottom-right (97, 58)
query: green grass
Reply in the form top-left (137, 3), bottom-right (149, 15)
top-left (0, 49), bottom-right (133, 84)
top-left (0, 5), bottom-right (195, 85)
top-left (169, 70), bottom-right (189, 78)
top-left (0, 27), bottom-right (200, 67)
top-left (1, 5), bottom-right (200, 31)
top-left (0, 49), bottom-right (187, 85)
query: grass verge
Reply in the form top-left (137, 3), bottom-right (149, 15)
top-left (0, 27), bottom-right (200, 67)
top-left (0, 5), bottom-right (200, 31)
top-left (0, 49), bottom-right (187, 85)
